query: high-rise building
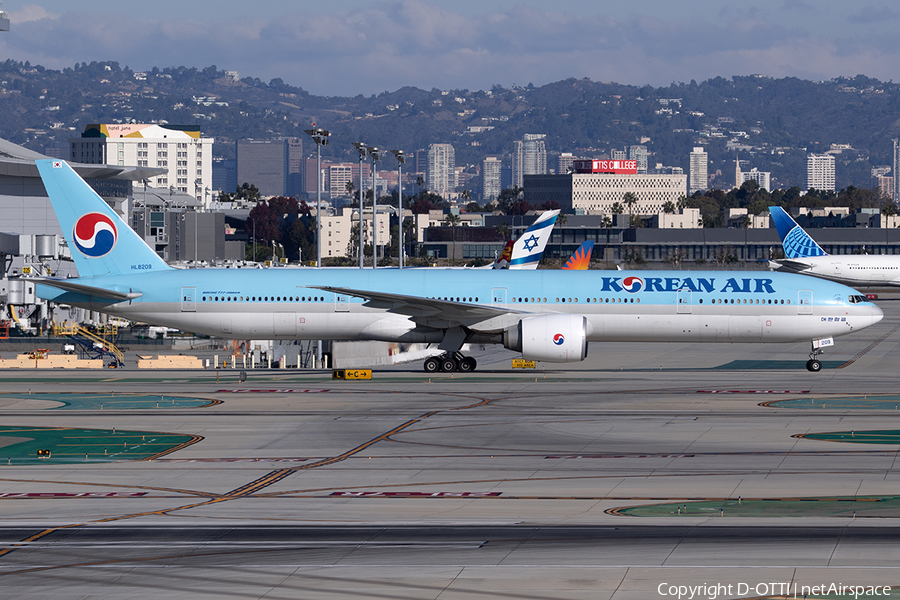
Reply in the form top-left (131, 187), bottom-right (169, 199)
top-left (327, 163), bottom-right (354, 199)
top-left (892, 139), bottom-right (900, 203)
top-left (610, 149), bottom-right (628, 161)
top-left (212, 158), bottom-right (237, 196)
top-left (629, 145), bottom-right (648, 174)
top-left (511, 134), bottom-right (547, 187)
top-left (236, 138), bottom-right (304, 198)
top-left (482, 156), bottom-right (502, 202)
top-left (70, 123), bottom-right (213, 207)
top-left (689, 147), bottom-right (708, 194)
top-left (427, 143), bottom-right (455, 198)
top-left (558, 153), bottom-right (577, 175)
top-left (807, 154), bottom-right (835, 192)
top-left (741, 168), bottom-right (771, 192)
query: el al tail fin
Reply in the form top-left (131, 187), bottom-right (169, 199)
top-left (36, 159), bottom-right (171, 277)
top-left (769, 206), bottom-right (827, 259)
top-left (562, 240), bottom-right (594, 270)
top-left (509, 209), bottom-right (560, 270)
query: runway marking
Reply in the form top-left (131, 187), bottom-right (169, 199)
top-left (0, 492), bottom-right (148, 498)
top-left (216, 389), bottom-right (329, 393)
top-left (331, 491), bottom-right (501, 497)
top-left (794, 430), bottom-right (900, 444)
top-left (0, 477), bottom-right (218, 498)
top-left (0, 392), bottom-right (500, 562)
top-left (608, 495), bottom-right (900, 518)
top-left (838, 321), bottom-right (900, 368)
top-left (698, 390), bottom-right (808, 394)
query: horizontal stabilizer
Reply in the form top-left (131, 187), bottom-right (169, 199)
top-left (33, 277), bottom-right (142, 301)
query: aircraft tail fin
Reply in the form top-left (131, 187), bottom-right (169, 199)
top-left (769, 206), bottom-right (827, 259)
top-left (562, 240), bottom-right (594, 270)
top-left (491, 240), bottom-right (515, 269)
top-left (508, 209), bottom-right (560, 270)
top-left (36, 159), bottom-right (171, 278)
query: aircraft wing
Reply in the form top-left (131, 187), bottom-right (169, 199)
top-left (312, 286), bottom-right (527, 331)
top-left (769, 259), bottom-right (814, 272)
top-left (33, 277), bottom-right (143, 301)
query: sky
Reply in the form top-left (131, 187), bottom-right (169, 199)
top-left (2, 1), bottom-right (900, 96)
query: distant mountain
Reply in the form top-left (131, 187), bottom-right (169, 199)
top-left (2, 60), bottom-right (898, 193)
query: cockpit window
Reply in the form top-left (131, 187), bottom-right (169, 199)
top-left (848, 295), bottom-right (867, 304)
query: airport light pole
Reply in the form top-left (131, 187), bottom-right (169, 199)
top-left (366, 146), bottom-right (382, 268)
top-left (352, 142), bottom-right (368, 268)
top-left (391, 149), bottom-right (406, 268)
top-left (304, 127), bottom-right (330, 268)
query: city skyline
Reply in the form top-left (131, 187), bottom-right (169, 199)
top-left (2, 1), bottom-right (900, 97)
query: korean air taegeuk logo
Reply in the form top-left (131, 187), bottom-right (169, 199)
top-left (622, 276), bottom-right (644, 293)
top-left (73, 213), bottom-right (117, 257)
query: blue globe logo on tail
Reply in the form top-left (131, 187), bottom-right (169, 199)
top-left (73, 213), bottom-right (117, 258)
top-left (623, 276), bottom-right (644, 293)
top-left (553, 333), bottom-right (565, 346)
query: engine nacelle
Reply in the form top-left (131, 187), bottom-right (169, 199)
top-left (503, 314), bottom-right (589, 363)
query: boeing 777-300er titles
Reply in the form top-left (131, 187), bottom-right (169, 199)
top-left (770, 206), bottom-right (900, 286)
top-left (31, 160), bottom-right (883, 373)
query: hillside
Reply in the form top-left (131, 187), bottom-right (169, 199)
top-left (2, 60), bottom-right (899, 191)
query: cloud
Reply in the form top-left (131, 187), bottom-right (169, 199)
top-left (3, 0), bottom-right (900, 95)
top-left (848, 5), bottom-right (900, 23)
top-left (10, 4), bottom-right (59, 24)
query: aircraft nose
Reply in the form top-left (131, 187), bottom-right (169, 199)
top-left (872, 303), bottom-right (885, 325)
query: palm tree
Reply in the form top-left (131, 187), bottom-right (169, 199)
top-left (663, 200), bottom-right (676, 214)
top-left (345, 180), bottom-right (355, 200)
top-left (623, 192), bottom-right (637, 227)
top-left (444, 213), bottom-right (462, 265)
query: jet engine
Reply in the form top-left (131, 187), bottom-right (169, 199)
top-left (503, 314), bottom-right (589, 363)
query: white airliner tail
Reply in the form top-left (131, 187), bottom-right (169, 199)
top-left (508, 209), bottom-right (560, 269)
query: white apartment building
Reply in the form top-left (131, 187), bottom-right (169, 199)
top-left (741, 168), bottom-right (771, 192)
top-left (482, 156), bottom-right (502, 201)
top-left (689, 147), bottom-right (708, 194)
top-left (70, 124), bottom-right (214, 207)
top-left (327, 163), bottom-right (353, 199)
top-left (806, 153), bottom-right (835, 191)
top-left (427, 143), bottom-right (456, 198)
top-left (320, 207), bottom-right (391, 259)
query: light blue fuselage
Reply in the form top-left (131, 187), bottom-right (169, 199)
top-left (37, 268), bottom-right (883, 344)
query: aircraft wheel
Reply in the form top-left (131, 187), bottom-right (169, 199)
top-left (806, 359), bottom-right (822, 372)
top-left (424, 357), bottom-right (441, 373)
top-left (458, 357), bottom-right (477, 372)
top-left (440, 356), bottom-right (458, 372)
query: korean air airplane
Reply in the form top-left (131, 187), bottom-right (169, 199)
top-left (31, 160), bottom-right (883, 373)
top-left (769, 206), bottom-right (900, 286)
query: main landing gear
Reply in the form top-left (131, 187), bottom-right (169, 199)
top-left (423, 352), bottom-right (477, 373)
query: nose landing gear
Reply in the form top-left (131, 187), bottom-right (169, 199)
top-left (807, 343), bottom-right (824, 372)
